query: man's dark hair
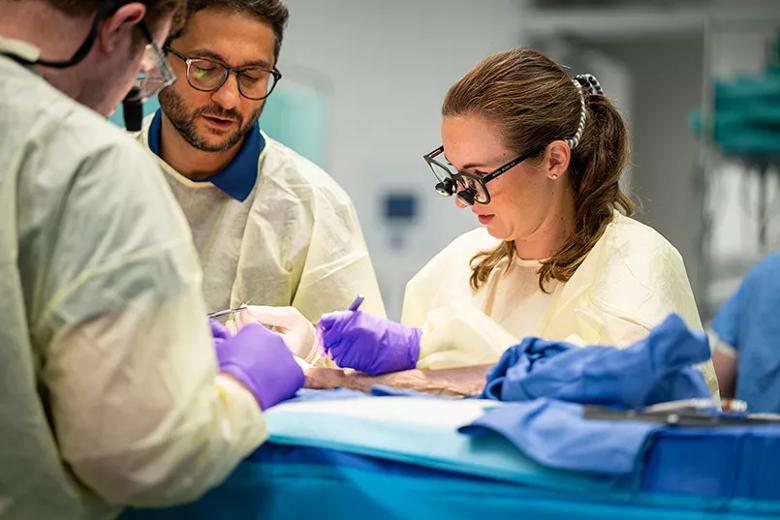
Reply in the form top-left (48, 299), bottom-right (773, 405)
top-left (183, 0), bottom-right (289, 62)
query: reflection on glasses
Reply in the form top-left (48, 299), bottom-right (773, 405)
top-left (422, 145), bottom-right (544, 205)
top-left (126, 21), bottom-right (176, 102)
top-left (164, 47), bottom-right (282, 101)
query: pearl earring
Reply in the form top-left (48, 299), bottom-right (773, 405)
top-left (550, 174), bottom-right (559, 180)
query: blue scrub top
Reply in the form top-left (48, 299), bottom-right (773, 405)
top-left (711, 251), bottom-right (780, 413)
top-left (147, 109), bottom-right (265, 202)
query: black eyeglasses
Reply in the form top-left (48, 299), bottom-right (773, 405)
top-left (423, 145), bottom-right (544, 205)
top-left (164, 47), bottom-right (282, 100)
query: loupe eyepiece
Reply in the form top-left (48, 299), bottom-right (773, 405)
top-left (434, 177), bottom-right (456, 197)
top-left (456, 188), bottom-right (477, 206)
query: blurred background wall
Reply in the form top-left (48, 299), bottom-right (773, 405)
top-left (276, 0), bottom-right (530, 318)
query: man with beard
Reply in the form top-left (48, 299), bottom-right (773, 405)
top-left (137, 0), bottom-right (385, 362)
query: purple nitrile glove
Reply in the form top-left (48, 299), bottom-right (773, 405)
top-left (210, 319), bottom-right (230, 346)
top-left (316, 311), bottom-right (421, 376)
top-left (215, 323), bottom-right (304, 410)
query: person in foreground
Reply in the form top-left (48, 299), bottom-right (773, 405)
top-left (0, 1), bottom-right (302, 518)
top-left (136, 0), bottom-right (385, 338)
top-left (304, 48), bottom-right (718, 396)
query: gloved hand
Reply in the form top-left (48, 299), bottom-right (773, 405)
top-left (215, 323), bottom-right (304, 409)
top-left (210, 318), bottom-right (230, 346)
top-left (235, 306), bottom-right (317, 361)
top-left (317, 311), bottom-right (421, 376)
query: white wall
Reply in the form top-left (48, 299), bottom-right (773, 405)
top-left (270, 2), bottom-right (779, 320)
top-left (276, 0), bottom-right (526, 318)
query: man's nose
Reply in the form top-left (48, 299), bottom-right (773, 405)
top-left (211, 73), bottom-right (241, 111)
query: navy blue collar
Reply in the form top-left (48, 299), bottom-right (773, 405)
top-left (148, 110), bottom-right (265, 202)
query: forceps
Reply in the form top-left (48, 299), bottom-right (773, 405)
top-left (207, 305), bottom-right (248, 319)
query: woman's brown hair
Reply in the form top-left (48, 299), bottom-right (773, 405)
top-left (442, 48), bottom-right (634, 292)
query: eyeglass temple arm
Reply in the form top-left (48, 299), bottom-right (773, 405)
top-left (423, 145), bottom-right (444, 161)
top-left (482, 145), bottom-right (547, 183)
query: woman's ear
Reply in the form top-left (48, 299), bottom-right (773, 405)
top-left (544, 140), bottom-right (571, 180)
top-left (98, 3), bottom-right (146, 53)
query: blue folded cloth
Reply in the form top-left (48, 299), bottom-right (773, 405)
top-left (481, 313), bottom-right (711, 408)
top-left (459, 398), bottom-right (659, 475)
top-left (460, 315), bottom-right (715, 476)
top-left (369, 385), bottom-right (457, 398)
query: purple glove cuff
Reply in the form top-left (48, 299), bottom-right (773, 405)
top-left (407, 327), bottom-right (422, 369)
top-left (219, 364), bottom-right (262, 401)
top-left (369, 324), bottom-right (421, 375)
top-left (216, 324), bottom-right (304, 409)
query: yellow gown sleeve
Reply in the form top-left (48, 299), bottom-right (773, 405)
top-left (44, 294), bottom-right (266, 507)
top-left (31, 131), bottom-right (269, 507)
top-left (402, 229), bottom-right (516, 369)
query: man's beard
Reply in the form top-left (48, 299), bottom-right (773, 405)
top-left (158, 88), bottom-right (263, 152)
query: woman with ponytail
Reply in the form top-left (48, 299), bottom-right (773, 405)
top-left (313, 48), bottom-right (718, 395)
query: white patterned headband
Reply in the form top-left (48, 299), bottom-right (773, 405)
top-left (564, 73), bottom-right (604, 150)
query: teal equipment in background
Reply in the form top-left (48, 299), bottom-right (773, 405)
top-left (690, 33), bottom-right (780, 247)
top-left (109, 84), bottom-right (328, 168)
top-left (260, 83), bottom-right (328, 169)
top-left (690, 34), bottom-right (780, 163)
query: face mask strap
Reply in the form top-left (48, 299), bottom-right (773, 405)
top-left (26, 1), bottom-right (126, 69)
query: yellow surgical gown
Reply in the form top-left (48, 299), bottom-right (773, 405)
top-left (136, 119), bottom-right (386, 321)
top-left (0, 45), bottom-right (265, 519)
top-left (402, 211), bottom-right (719, 397)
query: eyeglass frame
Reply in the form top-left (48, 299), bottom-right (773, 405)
top-left (127, 21), bottom-right (177, 102)
top-left (163, 46), bottom-right (282, 100)
top-left (423, 144), bottom-right (545, 205)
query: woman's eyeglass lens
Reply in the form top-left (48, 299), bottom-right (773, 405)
top-left (424, 151), bottom-right (491, 205)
